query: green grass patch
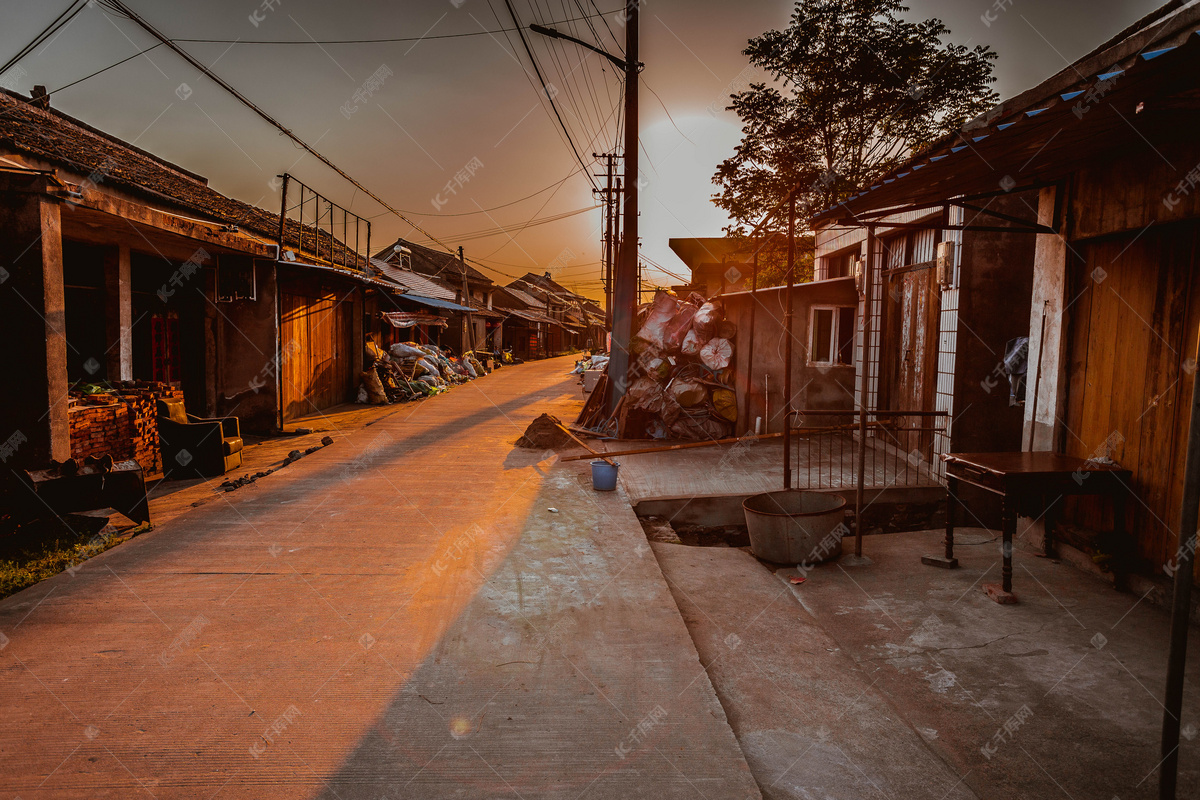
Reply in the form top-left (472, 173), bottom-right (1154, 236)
top-left (0, 522), bottom-right (151, 599)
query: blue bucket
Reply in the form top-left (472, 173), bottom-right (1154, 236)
top-left (591, 460), bottom-right (620, 491)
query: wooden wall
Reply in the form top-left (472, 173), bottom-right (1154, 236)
top-left (1062, 220), bottom-right (1199, 574)
top-left (279, 287), bottom-right (356, 422)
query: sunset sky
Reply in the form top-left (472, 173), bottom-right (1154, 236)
top-left (0, 0), bottom-right (1160, 298)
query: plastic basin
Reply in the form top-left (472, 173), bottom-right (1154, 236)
top-left (742, 490), bottom-right (847, 564)
top-left (591, 460), bottom-right (620, 491)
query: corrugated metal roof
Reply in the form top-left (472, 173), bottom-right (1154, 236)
top-left (370, 258), bottom-right (457, 301)
top-left (498, 285), bottom-right (545, 309)
top-left (396, 294), bottom-right (474, 312)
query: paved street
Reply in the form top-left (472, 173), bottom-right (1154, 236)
top-left (0, 357), bottom-right (758, 799)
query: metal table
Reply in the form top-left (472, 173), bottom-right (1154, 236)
top-left (927, 451), bottom-right (1131, 602)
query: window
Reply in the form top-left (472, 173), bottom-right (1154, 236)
top-left (809, 306), bottom-right (856, 366)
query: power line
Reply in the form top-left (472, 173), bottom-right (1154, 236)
top-left (170, 7), bottom-right (623, 45)
top-left (499, 0), bottom-right (598, 193)
top-left (48, 42), bottom-right (162, 96)
top-left (0, 0), bottom-right (88, 77)
top-left (406, 204), bottom-right (600, 246)
top-left (99, 0), bottom-right (460, 255)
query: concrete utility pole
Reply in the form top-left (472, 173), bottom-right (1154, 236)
top-left (530, 5), bottom-right (638, 412)
top-left (458, 245), bottom-right (474, 353)
top-left (610, 1), bottom-right (639, 412)
top-left (593, 152), bottom-right (616, 333)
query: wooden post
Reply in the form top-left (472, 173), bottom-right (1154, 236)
top-left (855, 224), bottom-right (876, 557)
top-left (1160, 322), bottom-right (1200, 799)
top-left (743, 244), bottom-right (759, 435)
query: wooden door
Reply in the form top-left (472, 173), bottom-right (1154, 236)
top-left (280, 290), bottom-right (354, 421)
top-left (883, 265), bottom-right (941, 457)
top-left (1063, 221), bottom-right (1199, 573)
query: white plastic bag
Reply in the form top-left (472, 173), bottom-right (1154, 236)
top-left (700, 337), bottom-right (733, 370)
top-left (634, 292), bottom-right (679, 349)
top-left (681, 329), bottom-right (706, 356)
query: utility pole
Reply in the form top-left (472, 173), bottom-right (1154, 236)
top-left (529, 7), bottom-right (638, 409)
top-left (610, 0), bottom-right (639, 413)
top-left (458, 245), bottom-right (475, 354)
top-left (593, 152), bottom-right (616, 334)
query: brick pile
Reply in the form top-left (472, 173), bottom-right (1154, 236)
top-left (69, 385), bottom-right (184, 476)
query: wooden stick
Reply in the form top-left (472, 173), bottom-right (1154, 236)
top-left (555, 423), bottom-right (617, 466)
top-left (559, 421), bottom-right (894, 462)
top-left (561, 431), bottom-right (785, 461)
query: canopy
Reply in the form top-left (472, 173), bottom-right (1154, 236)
top-left (383, 311), bottom-right (448, 329)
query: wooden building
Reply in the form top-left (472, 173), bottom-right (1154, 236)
top-left (809, 2), bottom-right (1200, 580)
top-left (0, 86), bottom-right (376, 472)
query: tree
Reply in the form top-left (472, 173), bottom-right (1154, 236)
top-left (713, 0), bottom-right (998, 239)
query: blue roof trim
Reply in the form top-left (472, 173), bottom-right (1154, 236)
top-left (997, 122), bottom-right (1016, 130)
top-left (870, 185), bottom-right (881, 190)
top-left (399, 294), bottom-right (474, 312)
top-left (1025, 108), bottom-right (1048, 117)
top-left (951, 145), bottom-right (967, 153)
top-left (883, 178), bottom-right (895, 183)
top-left (912, 163), bottom-right (926, 170)
top-left (1060, 90), bottom-right (1084, 101)
top-left (1141, 46), bottom-right (1176, 60)
top-left (973, 135), bottom-right (989, 142)
top-left (930, 155), bottom-right (948, 161)
top-left (896, 171), bottom-right (910, 178)
top-left (1097, 69), bottom-right (1124, 81)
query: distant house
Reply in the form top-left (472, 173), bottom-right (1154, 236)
top-left (668, 237), bottom-right (751, 297)
top-left (510, 272), bottom-right (606, 352)
top-left (0, 87), bottom-right (387, 473)
top-left (491, 285), bottom-right (558, 360)
top-left (374, 239), bottom-right (498, 354)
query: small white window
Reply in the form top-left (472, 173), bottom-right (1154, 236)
top-left (808, 306), bottom-right (856, 366)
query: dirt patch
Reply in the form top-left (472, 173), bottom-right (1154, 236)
top-left (516, 413), bottom-right (575, 449)
top-left (638, 515), bottom-right (750, 548)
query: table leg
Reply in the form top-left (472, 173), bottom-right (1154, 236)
top-left (1043, 491), bottom-right (1057, 558)
top-left (922, 476), bottom-right (960, 568)
top-left (985, 494), bottom-right (1019, 604)
top-left (1003, 498), bottom-right (1015, 592)
top-left (1113, 488), bottom-right (1130, 591)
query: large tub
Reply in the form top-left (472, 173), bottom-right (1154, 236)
top-left (742, 490), bottom-right (848, 565)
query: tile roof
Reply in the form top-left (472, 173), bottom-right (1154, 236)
top-left (375, 238), bottom-right (494, 285)
top-left (369, 258), bottom-right (457, 301)
top-left (0, 89), bottom-right (366, 270)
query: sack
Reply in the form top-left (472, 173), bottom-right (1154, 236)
top-left (692, 302), bottom-right (723, 338)
top-left (389, 342), bottom-right (425, 360)
top-left (663, 304), bottom-right (698, 353)
top-left (713, 389), bottom-right (737, 421)
top-left (360, 370), bottom-right (388, 404)
top-left (670, 379), bottom-right (708, 407)
top-left (681, 329), bottom-right (706, 357)
top-left (700, 337), bottom-right (733, 371)
top-left (634, 292), bottom-right (679, 349)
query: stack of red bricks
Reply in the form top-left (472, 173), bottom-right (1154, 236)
top-left (68, 385), bottom-right (185, 476)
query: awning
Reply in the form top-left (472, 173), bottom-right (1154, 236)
top-left (396, 294), bottom-right (474, 312)
top-left (810, 21), bottom-right (1200, 226)
top-left (383, 311), bottom-right (447, 329)
top-left (503, 308), bottom-right (567, 329)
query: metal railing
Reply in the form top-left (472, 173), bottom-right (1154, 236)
top-left (277, 174), bottom-right (371, 272)
top-left (786, 409), bottom-right (948, 491)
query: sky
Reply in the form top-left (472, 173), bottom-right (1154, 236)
top-left (0, 0), bottom-right (1163, 299)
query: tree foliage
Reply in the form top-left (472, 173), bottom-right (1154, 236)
top-left (713, 0), bottom-right (999, 239)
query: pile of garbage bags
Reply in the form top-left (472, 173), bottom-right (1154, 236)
top-left (571, 353), bottom-right (610, 375)
top-left (359, 339), bottom-right (489, 405)
top-left (623, 291), bottom-right (738, 440)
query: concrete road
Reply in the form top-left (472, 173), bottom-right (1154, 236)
top-left (0, 357), bottom-right (759, 799)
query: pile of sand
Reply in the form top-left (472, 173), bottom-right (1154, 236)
top-left (516, 413), bottom-right (575, 449)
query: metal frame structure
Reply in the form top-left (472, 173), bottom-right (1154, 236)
top-left (276, 173), bottom-right (371, 273)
